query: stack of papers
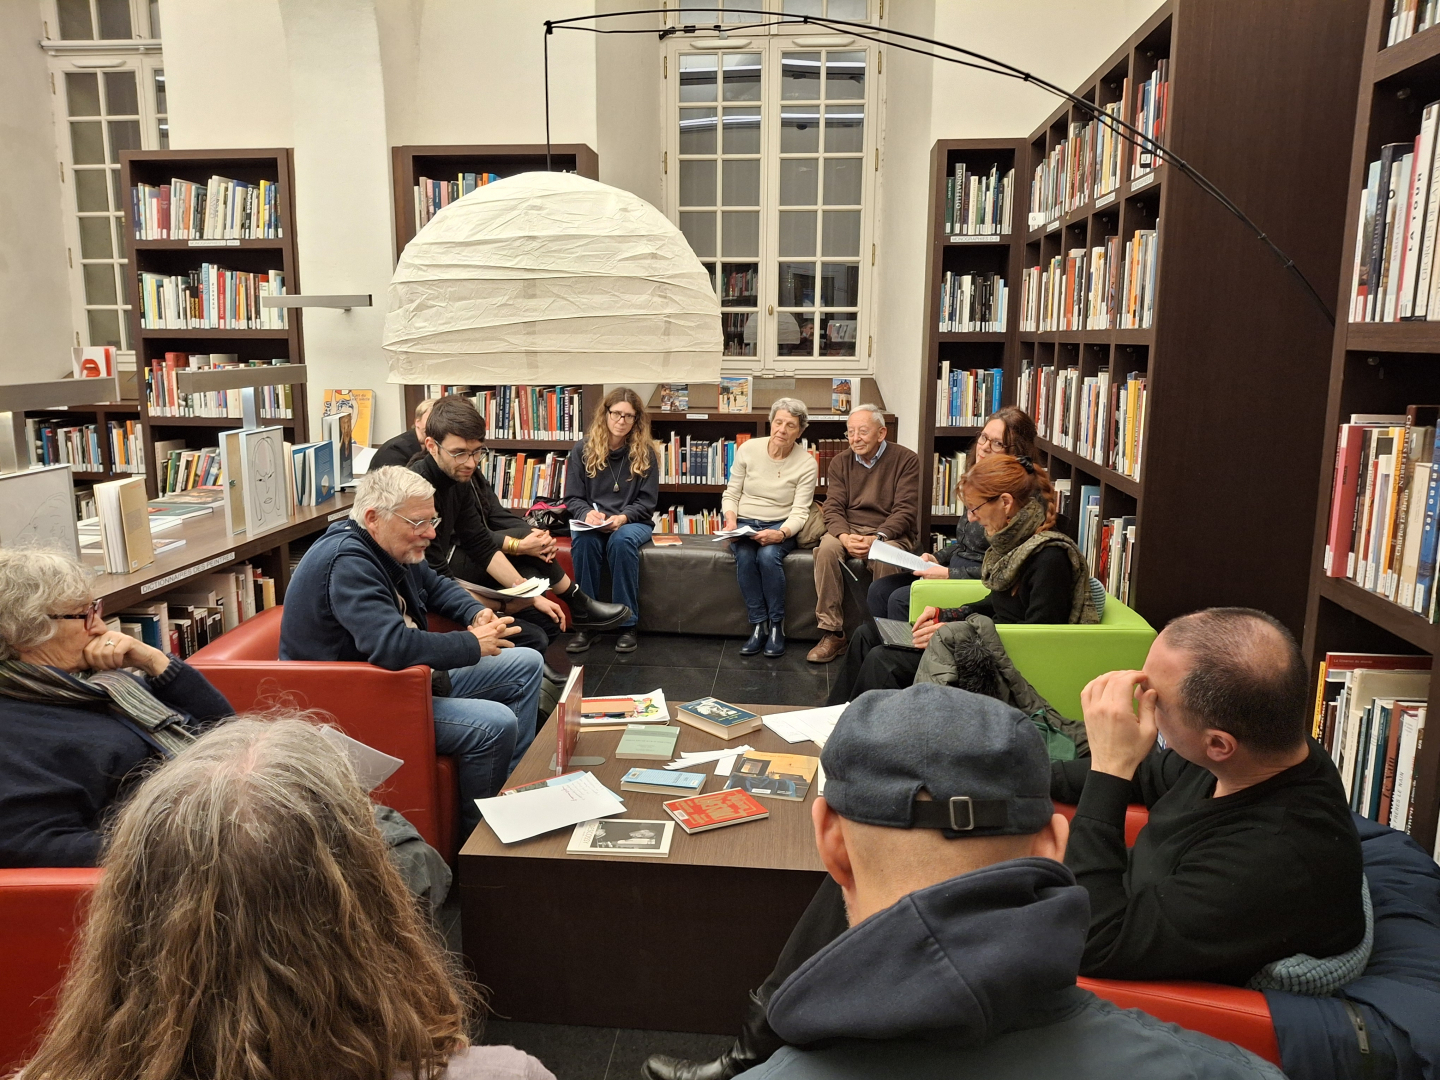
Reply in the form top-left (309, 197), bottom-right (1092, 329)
top-left (580, 688), bottom-right (669, 725)
top-left (473, 771), bottom-right (625, 844)
top-left (458, 576), bottom-right (551, 601)
top-left (664, 744), bottom-right (757, 776)
top-left (711, 526), bottom-right (757, 540)
top-left (868, 539), bottom-right (930, 573)
top-left (762, 704), bottom-right (847, 748)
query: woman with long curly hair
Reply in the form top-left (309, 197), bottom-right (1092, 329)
top-left (562, 387), bottom-right (659, 654)
top-left (18, 716), bottom-right (553, 1080)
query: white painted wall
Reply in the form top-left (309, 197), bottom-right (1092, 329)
top-left (0, 0), bottom-right (79, 382)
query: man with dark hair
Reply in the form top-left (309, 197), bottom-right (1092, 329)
top-left (409, 396), bottom-right (628, 653)
top-left (1053, 606), bottom-right (1365, 984)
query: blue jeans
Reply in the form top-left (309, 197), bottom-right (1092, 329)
top-left (433, 646), bottom-right (544, 837)
top-left (570, 521), bottom-right (652, 628)
top-left (732, 518), bottom-right (798, 625)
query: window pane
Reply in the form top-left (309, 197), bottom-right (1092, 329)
top-left (783, 0), bottom-right (823, 14)
top-left (678, 1), bottom-right (723, 17)
top-left (821, 210), bottom-right (861, 256)
top-left (701, 261), bottom-right (717, 292)
top-left (722, 53), bottom-right (761, 101)
top-left (56, 0), bottom-right (94, 39)
top-left (65, 73), bottom-right (101, 117)
top-left (97, 0), bottom-right (134, 39)
top-left (825, 51), bottom-right (866, 100)
top-left (820, 313), bottom-right (858, 355)
top-left (781, 53), bottom-right (821, 100)
top-left (87, 308), bottom-right (123, 348)
top-left (779, 210), bottom-right (816, 257)
top-left (781, 108), bottom-right (820, 153)
top-left (679, 54), bottom-right (718, 102)
top-left (824, 105), bottom-right (864, 152)
top-left (114, 216), bottom-right (127, 259)
top-left (107, 120), bottom-right (142, 163)
top-left (679, 108), bottom-right (718, 155)
top-left (149, 0), bottom-right (162, 36)
top-left (70, 121), bottom-right (105, 165)
top-left (778, 262), bottom-right (816, 307)
top-left (75, 169), bottom-right (110, 212)
top-left (823, 157), bottom-right (862, 206)
top-left (104, 71), bottom-right (139, 115)
top-left (680, 212), bottom-right (716, 258)
top-left (722, 107), bottom-right (761, 154)
top-left (828, 0), bottom-right (868, 19)
top-left (110, 168), bottom-right (124, 212)
top-left (779, 158), bottom-right (818, 205)
top-left (722, 159), bottom-right (760, 206)
top-left (821, 262), bottom-right (860, 306)
top-left (154, 69), bottom-right (167, 113)
top-left (158, 119), bottom-right (169, 149)
top-left (776, 311), bottom-right (815, 355)
top-left (723, 312), bottom-right (756, 356)
top-left (83, 263), bottom-right (118, 306)
top-left (720, 263), bottom-right (758, 307)
top-left (680, 159), bottom-right (717, 207)
top-left (722, 211), bottom-right (759, 258)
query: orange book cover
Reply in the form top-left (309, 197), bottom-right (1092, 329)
top-left (664, 788), bottom-right (769, 833)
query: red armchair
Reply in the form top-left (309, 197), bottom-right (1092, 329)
top-left (0, 868), bottom-right (102, 1073)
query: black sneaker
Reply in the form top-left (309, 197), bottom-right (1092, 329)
top-left (615, 629), bottom-right (639, 653)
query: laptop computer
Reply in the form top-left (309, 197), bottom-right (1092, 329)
top-left (874, 617), bottom-right (922, 650)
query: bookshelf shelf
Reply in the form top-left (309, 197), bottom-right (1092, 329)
top-left (130, 239), bottom-right (287, 251)
top-left (23, 403), bottom-right (145, 490)
top-left (482, 438), bottom-right (579, 451)
top-left (935, 426), bottom-right (984, 437)
top-left (1036, 437), bottom-right (1142, 499)
top-left (1345, 322), bottom-right (1440, 353)
top-left (1318, 577), bottom-right (1440, 654)
top-left (146, 416), bottom-right (299, 428)
top-left (1373, 21), bottom-right (1440, 81)
top-left (936, 332), bottom-right (1009, 344)
top-left (660, 483), bottom-right (727, 493)
top-left (137, 328), bottom-right (292, 340)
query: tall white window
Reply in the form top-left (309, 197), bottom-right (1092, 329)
top-left (41, 0), bottom-right (164, 353)
top-left (665, 2), bottom-right (881, 374)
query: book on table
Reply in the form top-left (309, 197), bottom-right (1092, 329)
top-left (664, 788), bottom-right (770, 834)
top-left (95, 476), bottom-right (155, 574)
top-left (616, 725), bottom-right (681, 761)
top-left (722, 751), bottom-right (820, 802)
top-left (677, 698), bottom-right (763, 741)
top-left (620, 768), bottom-right (706, 796)
top-left (567, 818), bottom-right (674, 858)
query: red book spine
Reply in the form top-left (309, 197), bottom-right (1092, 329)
top-left (1327, 425), bottom-right (1365, 576)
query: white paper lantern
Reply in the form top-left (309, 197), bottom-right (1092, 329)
top-left (383, 171), bottom-right (723, 384)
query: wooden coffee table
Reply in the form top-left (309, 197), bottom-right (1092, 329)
top-left (459, 702), bottom-right (827, 1033)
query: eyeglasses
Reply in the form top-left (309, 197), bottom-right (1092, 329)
top-left (50, 598), bottom-right (103, 622)
top-left (964, 495), bottom-right (999, 520)
top-left (393, 512), bottom-right (442, 533)
top-left (442, 445), bottom-right (485, 463)
top-left (975, 434), bottom-right (1008, 451)
top-left (845, 427), bottom-right (877, 439)
top-left (607, 410), bottom-right (638, 423)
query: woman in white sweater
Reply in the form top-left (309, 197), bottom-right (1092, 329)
top-left (721, 397), bottom-right (817, 658)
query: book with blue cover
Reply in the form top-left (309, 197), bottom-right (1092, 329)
top-left (619, 768), bottom-right (706, 795)
top-left (306, 440), bottom-right (335, 505)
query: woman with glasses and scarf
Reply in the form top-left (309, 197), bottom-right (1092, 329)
top-left (831, 452), bottom-right (1097, 703)
top-left (0, 548), bottom-right (234, 868)
top-left (563, 388), bottom-right (660, 654)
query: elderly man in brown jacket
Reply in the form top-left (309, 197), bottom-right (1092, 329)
top-left (807, 404), bottom-right (920, 663)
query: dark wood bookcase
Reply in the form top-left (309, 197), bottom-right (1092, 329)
top-left (1000, 0), bottom-right (1364, 633)
top-left (22, 403), bottom-right (143, 484)
top-left (119, 148), bottom-right (308, 497)
top-left (1304, 0), bottom-right (1440, 852)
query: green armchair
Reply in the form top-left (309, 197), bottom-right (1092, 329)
top-left (909, 579), bottom-right (1156, 721)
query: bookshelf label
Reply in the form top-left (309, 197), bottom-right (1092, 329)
top-left (327, 508), bottom-right (350, 522)
top-left (1095, 192), bottom-right (1117, 209)
top-left (1046, 220), bottom-right (1060, 233)
top-left (188, 239), bottom-right (242, 248)
top-left (948, 233), bottom-right (1009, 243)
top-left (1132, 171), bottom-right (1155, 191)
top-left (140, 551), bottom-right (237, 594)
top-left (686, 412), bottom-right (710, 419)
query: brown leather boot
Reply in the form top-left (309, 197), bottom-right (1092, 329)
top-left (806, 631), bottom-right (848, 663)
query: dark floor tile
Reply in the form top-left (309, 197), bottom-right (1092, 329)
top-left (719, 635), bottom-right (831, 673)
top-left (719, 666), bottom-right (830, 708)
top-left (480, 1020), bottom-right (617, 1080)
top-left (592, 664), bottom-right (716, 702)
top-left (611, 632), bottom-right (726, 668)
top-left (545, 636), bottom-right (580, 671)
top-left (607, 1029), bottom-right (734, 1079)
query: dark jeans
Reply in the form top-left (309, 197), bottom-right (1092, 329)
top-left (732, 518), bottom-right (798, 624)
top-left (827, 620), bottom-right (923, 705)
top-left (570, 522), bottom-right (652, 628)
top-left (867, 557), bottom-right (984, 621)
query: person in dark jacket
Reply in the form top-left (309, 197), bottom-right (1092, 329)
top-left (279, 466), bottom-right (542, 836)
top-left (831, 452), bottom-right (1096, 704)
top-left (729, 685), bottom-right (1282, 1080)
top-left (562, 387), bottom-right (659, 654)
top-left (0, 548), bottom-right (234, 868)
top-left (410, 395), bottom-right (629, 654)
top-left (370, 396), bottom-right (437, 470)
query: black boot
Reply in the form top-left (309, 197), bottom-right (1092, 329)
top-left (641, 991), bottom-right (784, 1080)
top-left (763, 619), bottom-right (786, 658)
top-left (564, 628), bottom-right (595, 653)
top-left (738, 622), bottom-right (767, 656)
top-left (564, 586), bottom-right (631, 632)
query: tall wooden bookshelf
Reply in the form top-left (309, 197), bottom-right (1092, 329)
top-left (120, 148), bottom-right (308, 498)
top-left (918, 139), bottom-right (1026, 546)
top-left (1304, 0), bottom-right (1440, 852)
top-left (996, 0), bottom-right (1365, 633)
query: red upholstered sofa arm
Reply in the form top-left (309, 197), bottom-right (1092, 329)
top-left (0, 868), bottom-right (103, 1072)
top-left (1053, 799), bottom-right (1149, 848)
top-left (190, 604), bottom-right (285, 662)
top-left (1078, 977), bottom-right (1280, 1065)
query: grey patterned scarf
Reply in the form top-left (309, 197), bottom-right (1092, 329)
top-left (980, 498), bottom-right (1099, 624)
top-left (0, 659), bottom-right (196, 757)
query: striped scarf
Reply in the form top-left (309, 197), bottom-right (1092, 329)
top-left (0, 659), bottom-right (197, 758)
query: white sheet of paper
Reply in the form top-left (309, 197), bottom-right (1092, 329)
top-left (569, 518), bottom-right (603, 532)
top-left (318, 726), bottom-right (403, 792)
top-left (761, 712), bottom-right (812, 744)
top-left (868, 539), bottom-right (930, 573)
top-left (769, 703), bottom-right (847, 748)
top-left (714, 754), bottom-right (739, 776)
top-left (667, 744), bottom-right (756, 770)
top-left (711, 526), bottom-right (757, 541)
top-left (352, 446), bottom-right (378, 476)
top-left (473, 771), bottom-right (625, 844)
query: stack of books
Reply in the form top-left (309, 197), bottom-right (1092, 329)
top-left (937, 271), bottom-right (1008, 333)
top-left (653, 507), bottom-right (724, 534)
top-left (944, 162), bottom-right (1014, 236)
top-left (931, 450), bottom-right (966, 516)
top-left (935, 364), bottom-right (1003, 427)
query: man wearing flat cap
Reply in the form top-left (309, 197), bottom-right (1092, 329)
top-left (730, 683), bottom-right (1283, 1080)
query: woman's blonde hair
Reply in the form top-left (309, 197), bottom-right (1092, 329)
top-left (582, 386), bottom-right (653, 478)
top-left (21, 717), bottom-right (476, 1080)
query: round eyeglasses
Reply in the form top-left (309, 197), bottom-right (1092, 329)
top-left (607, 410), bottom-right (638, 424)
top-left (49, 598), bottom-right (103, 622)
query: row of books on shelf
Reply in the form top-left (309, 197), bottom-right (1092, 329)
top-left (146, 354), bottom-right (296, 418)
top-left (156, 441), bottom-right (219, 494)
top-left (1028, 101), bottom-right (1127, 230)
top-left (935, 364), bottom-right (1003, 428)
top-left (414, 173), bottom-right (501, 230)
top-left (110, 564), bottom-right (279, 659)
top-left (477, 451), bottom-right (568, 510)
top-left (1386, 0), bottom-right (1440, 47)
top-left (1020, 360), bottom-right (1146, 480)
top-left (937, 271), bottom-right (1008, 333)
top-left (931, 449), bottom-right (966, 515)
top-left (130, 176), bottom-right (283, 241)
top-left (654, 433), bottom-right (746, 486)
top-left (1348, 104), bottom-right (1440, 324)
top-left (1019, 231), bottom-right (1159, 332)
top-left (653, 507), bottom-right (726, 534)
top-left (136, 266), bottom-right (288, 330)
top-left (471, 385), bottom-right (585, 440)
top-left (1314, 653), bottom-right (1433, 850)
top-left (1323, 408), bottom-right (1440, 620)
top-left (26, 418), bottom-right (144, 476)
top-left (944, 163), bottom-right (1014, 236)
top-left (1129, 62), bottom-right (1170, 180)
top-left (1072, 483), bottom-right (1137, 605)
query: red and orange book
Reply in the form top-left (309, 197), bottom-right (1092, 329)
top-left (663, 788), bottom-right (769, 834)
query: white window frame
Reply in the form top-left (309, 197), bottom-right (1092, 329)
top-left (663, 3), bottom-right (884, 376)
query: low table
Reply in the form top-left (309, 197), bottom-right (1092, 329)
top-left (459, 701), bottom-right (827, 1033)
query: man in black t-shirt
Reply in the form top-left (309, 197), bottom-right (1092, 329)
top-left (1052, 607), bottom-right (1365, 985)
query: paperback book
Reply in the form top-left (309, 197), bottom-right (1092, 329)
top-left (619, 768), bottom-right (706, 796)
top-left (663, 788), bottom-right (770, 834)
top-left (567, 818), bottom-right (674, 858)
top-left (615, 725), bottom-right (682, 761)
top-left (676, 698), bottom-right (763, 741)
top-left (722, 751), bottom-right (820, 802)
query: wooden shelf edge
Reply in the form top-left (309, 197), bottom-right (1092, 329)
top-left (130, 238), bottom-right (287, 250)
top-left (1317, 576), bottom-right (1440, 653)
top-left (144, 416), bottom-right (298, 428)
top-left (1345, 321), bottom-right (1440, 354)
top-left (1373, 23), bottom-right (1440, 82)
top-left (138, 328), bottom-right (292, 339)
top-left (1037, 436), bottom-right (1142, 498)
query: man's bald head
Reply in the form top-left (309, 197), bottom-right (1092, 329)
top-left (1158, 608), bottom-right (1309, 756)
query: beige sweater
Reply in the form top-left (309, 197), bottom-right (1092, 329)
top-left (722, 436), bottom-right (818, 538)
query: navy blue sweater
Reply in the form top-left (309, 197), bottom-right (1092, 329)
top-left (0, 660), bottom-right (234, 868)
top-left (562, 442), bottom-right (658, 524)
top-left (279, 519), bottom-right (485, 671)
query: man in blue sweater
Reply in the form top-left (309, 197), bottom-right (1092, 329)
top-left (280, 466), bottom-right (543, 837)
